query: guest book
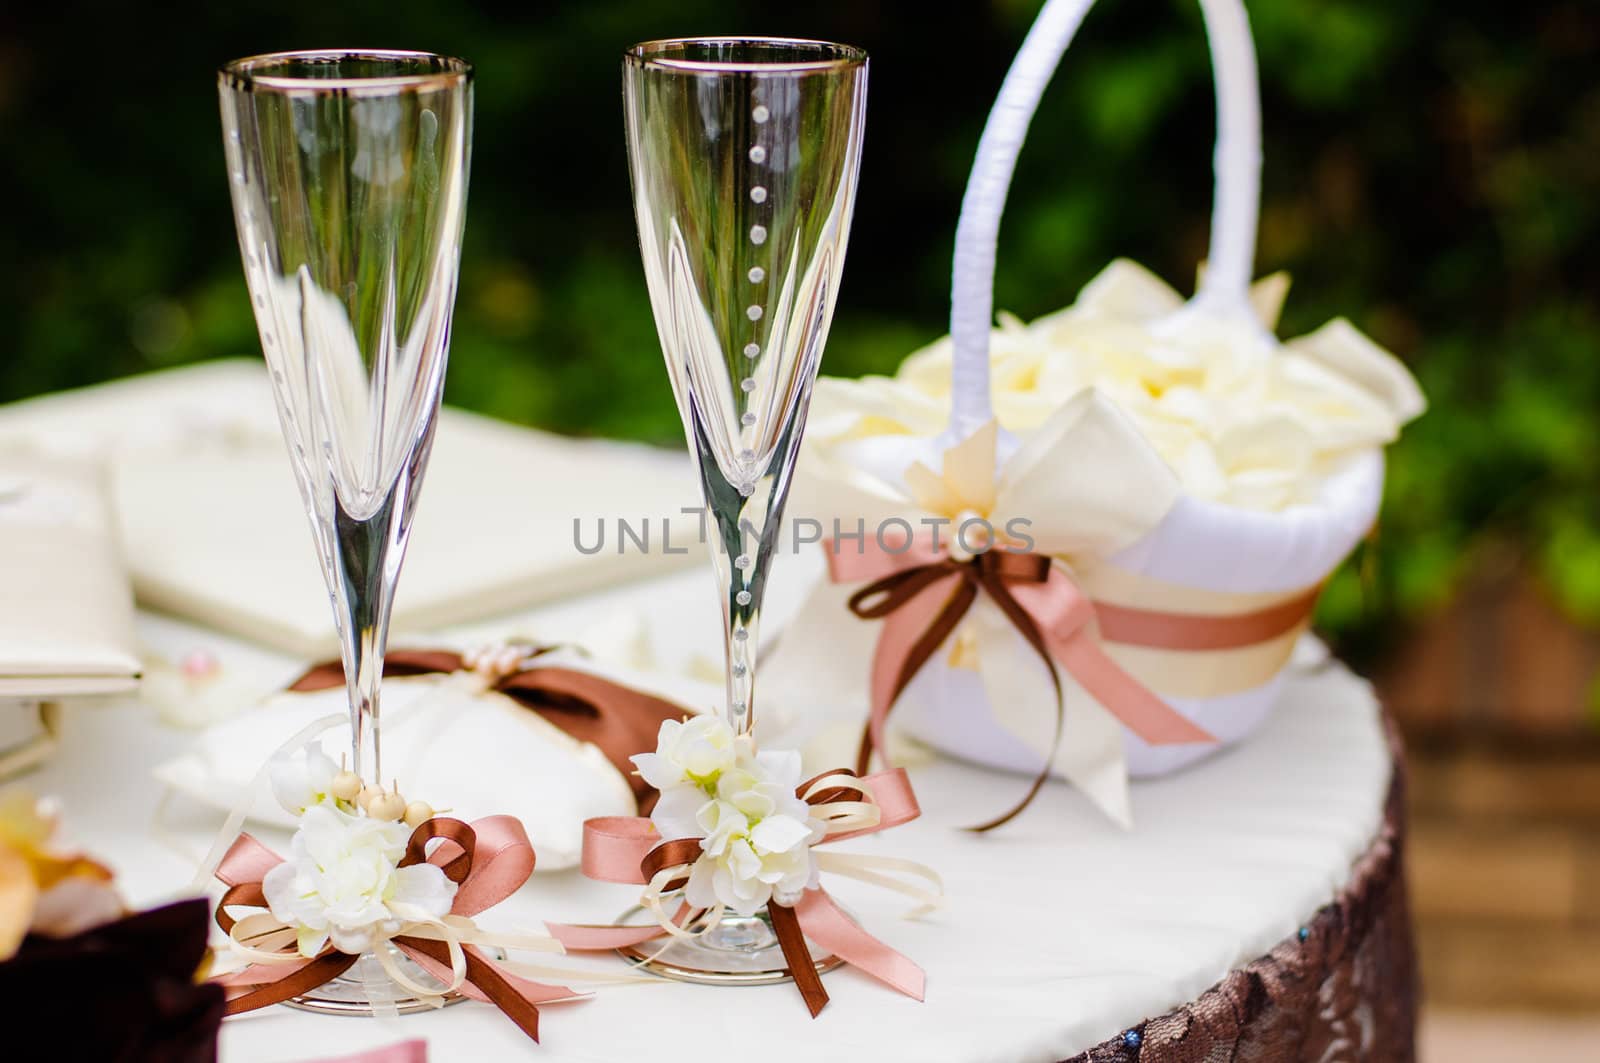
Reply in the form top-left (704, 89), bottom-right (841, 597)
top-left (0, 361), bottom-right (704, 656)
top-left (0, 457), bottom-right (141, 776)
top-left (0, 456), bottom-right (141, 694)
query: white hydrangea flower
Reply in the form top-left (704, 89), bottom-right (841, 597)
top-left (261, 803), bottom-right (457, 957)
top-left (632, 715), bottom-right (743, 839)
top-left (684, 801), bottom-right (819, 916)
top-left (692, 750), bottom-right (824, 913)
top-left (715, 749), bottom-right (822, 844)
top-left (635, 718), bottom-right (826, 915)
top-left (632, 715), bottom-right (740, 792)
top-left (269, 743), bottom-right (341, 816)
top-left (649, 781), bottom-right (714, 843)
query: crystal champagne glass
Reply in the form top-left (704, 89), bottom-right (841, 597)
top-left (219, 49), bottom-right (472, 1012)
top-left (622, 36), bottom-right (868, 982)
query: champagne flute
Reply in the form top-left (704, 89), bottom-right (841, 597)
top-left (623, 36), bottom-right (868, 981)
top-left (219, 49), bottom-right (472, 1012)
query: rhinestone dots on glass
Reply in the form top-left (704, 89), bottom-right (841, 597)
top-left (739, 95), bottom-right (771, 425)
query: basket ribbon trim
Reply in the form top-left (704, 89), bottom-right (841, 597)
top-left (829, 530), bottom-right (1233, 828)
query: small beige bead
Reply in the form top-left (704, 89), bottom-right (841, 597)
top-left (330, 771), bottom-right (363, 802)
top-left (367, 791), bottom-right (407, 821)
top-left (357, 785), bottom-right (386, 811)
top-left (403, 801), bottom-right (435, 828)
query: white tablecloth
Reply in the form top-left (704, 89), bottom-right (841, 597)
top-left (27, 557), bottom-right (1390, 1063)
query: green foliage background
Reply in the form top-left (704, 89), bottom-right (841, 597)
top-left (2, 1), bottom-right (1596, 673)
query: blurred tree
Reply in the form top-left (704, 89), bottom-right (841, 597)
top-left (0, 0), bottom-right (1596, 687)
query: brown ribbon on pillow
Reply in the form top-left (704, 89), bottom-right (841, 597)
top-left (286, 648), bottom-right (692, 812)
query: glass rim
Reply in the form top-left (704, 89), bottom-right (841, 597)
top-left (219, 49), bottom-right (472, 94)
top-left (624, 36), bottom-right (867, 73)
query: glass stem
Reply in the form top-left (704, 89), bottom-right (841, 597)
top-left (696, 397), bottom-right (809, 741)
top-left (703, 445), bottom-right (812, 739)
top-left (332, 494), bottom-right (401, 785)
top-left (709, 488), bottom-right (767, 739)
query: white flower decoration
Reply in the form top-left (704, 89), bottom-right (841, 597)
top-left (269, 743), bottom-right (340, 816)
top-left (632, 715), bottom-right (743, 840)
top-left (715, 749), bottom-right (820, 843)
top-left (635, 718), bottom-right (824, 916)
top-left (632, 715), bottom-right (740, 791)
top-left (261, 803), bottom-right (457, 957)
top-left (687, 749), bottom-right (823, 914)
top-left (805, 259), bottom-right (1425, 512)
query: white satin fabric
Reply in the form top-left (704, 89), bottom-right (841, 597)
top-left (155, 653), bottom-right (720, 872)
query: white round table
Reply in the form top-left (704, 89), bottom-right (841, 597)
top-left (27, 558), bottom-right (1400, 1062)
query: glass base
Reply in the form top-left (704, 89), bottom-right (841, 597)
top-left (616, 906), bottom-right (843, 986)
top-left (282, 949), bottom-right (493, 1016)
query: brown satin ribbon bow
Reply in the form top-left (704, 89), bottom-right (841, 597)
top-left (562, 765), bottom-right (929, 1018)
top-left (637, 770), bottom-right (876, 1016)
top-left (288, 646), bottom-right (691, 812)
top-left (845, 549), bottom-right (1069, 831)
top-left (214, 815), bottom-right (571, 1040)
top-left (835, 529), bottom-right (1318, 830)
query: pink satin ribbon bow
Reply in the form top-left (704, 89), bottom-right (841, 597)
top-left (212, 815), bottom-right (574, 1042)
top-left (828, 532), bottom-right (1217, 829)
top-left (550, 767), bottom-right (929, 1018)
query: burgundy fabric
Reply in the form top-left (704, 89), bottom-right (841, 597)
top-left (0, 899), bottom-right (224, 1062)
top-left (1065, 714), bottom-right (1417, 1062)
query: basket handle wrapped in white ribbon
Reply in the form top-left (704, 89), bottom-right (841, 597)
top-left (947, 0), bottom-right (1263, 446)
top-left (771, 0), bottom-right (1424, 828)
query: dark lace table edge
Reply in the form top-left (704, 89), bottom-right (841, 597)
top-left (1064, 711), bottom-right (1418, 1063)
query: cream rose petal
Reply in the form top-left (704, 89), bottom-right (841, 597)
top-left (1286, 318), bottom-right (1426, 423)
top-left (800, 258), bottom-right (1424, 517)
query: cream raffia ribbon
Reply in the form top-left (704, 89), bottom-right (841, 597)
top-left (211, 814), bottom-right (577, 1041)
top-left (550, 767), bottom-right (939, 1018)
